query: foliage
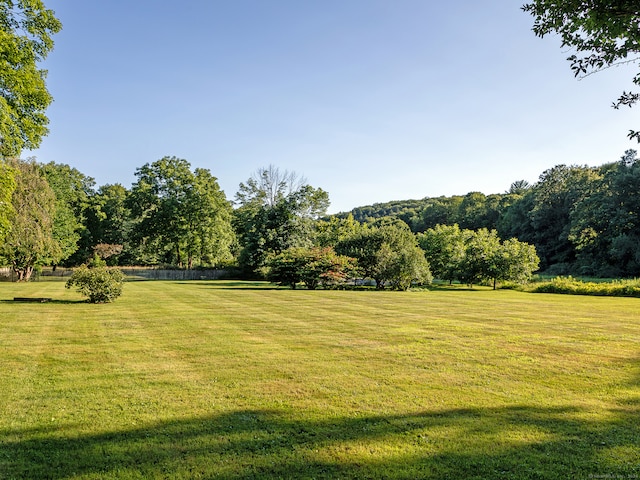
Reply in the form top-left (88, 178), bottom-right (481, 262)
top-left (458, 228), bottom-right (503, 288)
top-left (81, 184), bottom-right (130, 265)
top-left (523, 0), bottom-right (640, 141)
top-left (419, 225), bottom-right (539, 288)
top-left (266, 246), bottom-right (357, 289)
top-left (417, 224), bottom-right (468, 284)
top-left (3, 151), bottom-right (639, 280)
top-left (377, 242), bottom-right (433, 291)
top-left (0, 0), bottom-right (62, 156)
top-left (65, 263), bottom-right (125, 303)
top-left (531, 276), bottom-right (640, 297)
top-left (40, 162), bottom-right (95, 265)
top-left (0, 160), bottom-right (16, 243)
top-left (496, 238), bottom-right (540, 286)
top-left (314, 214), bottom-right (366, 248)
top-left (0, 158), bottom-right (61, 280)
top-left (336, 224), bottom-right (431, 289)
top-left (342, 198), bottom-right (428, 229)
top-left (127, 157), bottom-right (234, 268)
top-left (334, 153), bottom-right (639, 278)
top-left (234, 166), bottom-right (329, 274)
top-left (418, 196), bottom-right (464, 232)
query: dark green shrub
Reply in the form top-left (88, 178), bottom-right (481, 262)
top-left (65, 265), bottom-right (125, 303)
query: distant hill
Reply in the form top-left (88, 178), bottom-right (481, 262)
top-left (335, 198), bottom-right (430, 228)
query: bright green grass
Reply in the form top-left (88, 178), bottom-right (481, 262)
top-left (1, 280), bottom-right (639, 479)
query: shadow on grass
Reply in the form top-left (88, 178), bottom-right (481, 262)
top-left (174, 280), bottom-right (286, 290)
top-left (2, 402), bottom-right (638, 479)
top-left (1, 299), bottom-right (87, 305)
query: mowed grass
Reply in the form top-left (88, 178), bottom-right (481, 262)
top-left (1, 280), bottom-right (639, 479)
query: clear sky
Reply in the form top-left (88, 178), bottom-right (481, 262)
top-left (31, 0), bottom-right (638, 213)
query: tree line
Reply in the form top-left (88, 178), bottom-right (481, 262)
top-left (0, 157), bottom-right (540, 289)
top-left (339, 150), bottom-right (640, 278)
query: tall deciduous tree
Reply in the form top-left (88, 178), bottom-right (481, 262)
top-left (0, 158), bottom-right (60, 280)
top-left (41, 162), bottom-right (95, 265)
top-left (128, 156), bottom-right (234, 267)
top-left (523, 0), bottom-right (640, 140)
top-left (0, 0), bottom-right (62, 156)
top-left (184, 168), bottom-right (235, 268)
top-left (234, 166), bottom-right (329, 274)
top-left (530, 165), bottom-right (599, 272)
top-left (569, 150), bottom-right (640, 276)
top-left (417, 224), bottom-right (469, 284)
top-left (0, 160), bottom-right (16, 243)
top-left (81, 183), bottom-right (130, 265)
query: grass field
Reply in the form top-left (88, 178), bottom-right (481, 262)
top-left (1, 280), bottom-right (639, 479)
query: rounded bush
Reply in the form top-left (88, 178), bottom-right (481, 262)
top-left (65, 265), bottom-right (125, 303)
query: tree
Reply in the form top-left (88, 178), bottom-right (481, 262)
top-left (184, 168), bottom-right (235, 268)
top-left (0, 158), bottom-right (60, 280)
top-left (377, 242), bottom-right (432, 291)
top-left (82, 183), bottom-right (130, 265)
top-left (334, 227), bottom-right (384, 285)
top-left (298, 247), bottom-right (357, 289)
top-left (235, 164), bottom-right (307, 208)
top-left (41, 162), bottom-right (95, 266)
top-left (234, 166), bottom-right (329, 274)
top-left (523, 1), bottom-right (640, 140)
top-left (458, 228), bottom-right (502, 288)
top-left (417, 224), bottom-right (469, 284)
top-left (568, 150), bottom-right (640, 276)
top-left (0, 1), bottom-right (62, 156)
top-left (0, 160), bottom-right (16, 243)
top-left (314, 214), bottom-right (366, 248)
top-left (605, 150), bottom-right (640, 275)
top-left (508, 180), bottom-right (531, 195)
top-left (418, 196), bottom-right (463, 231)
top-left (266, 246), bottom-right (357, 289)
top-left (336, 224), bottom-right (431, 289)
top-left (128, 157), bottom-right (234, 267)
top-left (495, 238), bottom-right (540, 288)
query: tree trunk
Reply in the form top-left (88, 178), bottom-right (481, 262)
top-left (14, 265), bottom-right (33, 282)
top-left (176, 245), bottom-right (182, 268)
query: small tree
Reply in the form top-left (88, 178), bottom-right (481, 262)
top-left (267, 246), bottom-right (357, 290)
top-left (65, 261), bottom-right (125, 303)
top-left (336, 224), bottom-right (428, 289)
top-left (299, 247), bottom-right (358, 290)
top-left (382, 244), bottom-right (433, 291)
top-left (493, 238), bottom-right (540, 288)
top-left (418, 224), bottom-right (468, 284)
top-left (266, 248), bottom-right (305, 289)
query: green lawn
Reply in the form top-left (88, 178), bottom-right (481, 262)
top-left (1, 280), bottom-right (639, 479)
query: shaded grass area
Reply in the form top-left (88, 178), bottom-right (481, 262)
top-left (1, 280), bottom-right (639, 479)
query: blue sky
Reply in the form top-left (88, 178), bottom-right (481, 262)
top-left (31, 0), bottom-right (638, 213)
